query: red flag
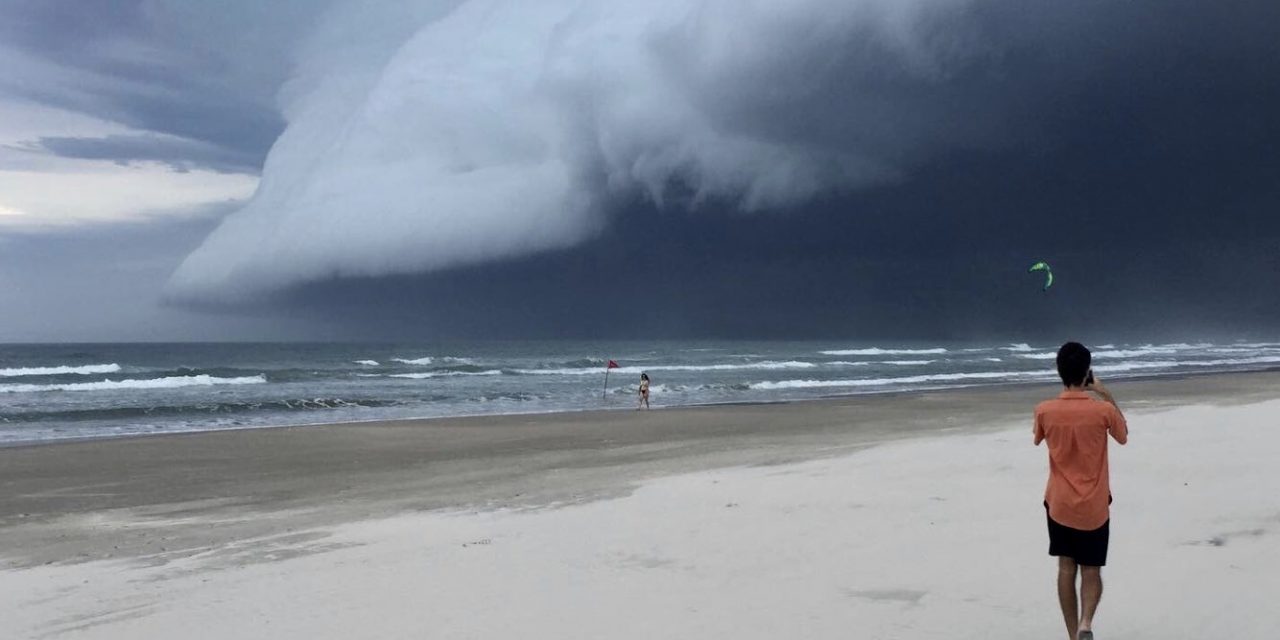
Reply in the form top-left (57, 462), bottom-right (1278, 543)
top-left (607, 360), bottom-right (620, 369)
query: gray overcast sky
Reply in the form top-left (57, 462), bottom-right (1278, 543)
top-left (1, 0), bottom-right (1278, 342)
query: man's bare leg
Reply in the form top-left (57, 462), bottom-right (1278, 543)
top-left (1057, 557), bottom-right (1079, 639)
top-left (1078, 565), bottom-right (1103, 635)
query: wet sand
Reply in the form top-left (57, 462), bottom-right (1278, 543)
top-left (3, 372), bottom-right (1280, 639)
top-left (3, 371), bottom-right (1276, 571)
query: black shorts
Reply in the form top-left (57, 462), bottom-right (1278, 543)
top-left (1045, 501), bottom-right (1109, 567)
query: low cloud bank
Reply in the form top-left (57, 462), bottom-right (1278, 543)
top-left (165, 0), bottom-right (1279, 302)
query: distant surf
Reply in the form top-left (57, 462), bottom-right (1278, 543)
top-left (0, 363), bottom-right (122, 377)
top-left (750, 370), bottom-right (1051, 390)
top-left (1, 340), bottom-right (1277, 444)
top-left (0, 374), bottom-right (267, 394)
top-left (818, 348), bottom-right (949, 356)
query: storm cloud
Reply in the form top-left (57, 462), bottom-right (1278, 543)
top-left (2, 0), bottom-right (1276, 341)
top-left (164, 0), bottom-right (1280, 312)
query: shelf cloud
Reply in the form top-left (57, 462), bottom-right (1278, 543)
top-left (165, 0), bottom-right (1280, 302)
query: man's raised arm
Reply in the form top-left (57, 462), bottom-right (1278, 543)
top-left (1087, 376), bottom-right (1128, 444)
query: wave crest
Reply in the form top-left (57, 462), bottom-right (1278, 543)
top-left (819, 348), bottom-right (947, 356)
top-left (751, 370), bottom-right (1049, 390)
top-left (0, 363), bottom-right (122, 377)
top-left (0, 374), bottom-right (267, 394)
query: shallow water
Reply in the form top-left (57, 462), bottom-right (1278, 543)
top-left (2, 339), bottom-right (1278, 444)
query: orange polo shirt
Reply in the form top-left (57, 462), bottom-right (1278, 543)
top-left (1034, 390), bottom-right (1128, 531)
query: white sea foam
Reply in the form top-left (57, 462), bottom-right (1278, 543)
top-left (1094, 347), bottom-right (1181, 358)
top-left (613, 383), bottom-right (686, 394)
top-left (1002, 343), bottom-right (1034, 352)
top-left (517, 361), bottom-right (819, 375)
top-left (1206, 346), bottom-right (1280, 354)
top-left (648, 383), bottom-right (686, 394)
top-left (390, 370), bottom-right (503, 379)
top-left (392, 357), bottom-right (434, 365)
top-left (0, 363), bottom-right (122, 377)
top-left (1019, 345), bottom-right (1204, 360)
top-left (0, 374), bottom-right (267, 394)
top-left (750, 370), bottom-right (1051, 390)
top-left (1094, 356), bottom-right (1280, 373)
top-left (1015, 353), bottom-right (1057, 360)
top-left (1091, 361), bottom-right (1175, 373)
top-left (392, 356), bottom-right (475, 366)
top-left (827, 360), bottom-right (934, 367)
top-left (354, 360), bottom-right (380, 366)
top-left (818, 348), bottom-right (948, 356)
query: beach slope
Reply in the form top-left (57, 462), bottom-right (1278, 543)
top-left (2, 373), bottom-right (1278, 638)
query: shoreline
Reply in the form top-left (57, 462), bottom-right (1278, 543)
top-left (5, 366), bottom-right (1279, 451)
top-left (3, 370), bottom-right (1278, 637)
top-left (2, 369), bottom-right (1278, 573)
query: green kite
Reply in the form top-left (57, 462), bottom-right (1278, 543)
top-left (1028, 261), bottom-right (1053, 291)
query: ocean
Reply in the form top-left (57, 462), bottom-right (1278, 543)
top-left (2, 340), bottom-right (1278, 445)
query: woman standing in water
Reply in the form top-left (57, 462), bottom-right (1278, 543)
top-left (638, 372), bottom-right (651, 410)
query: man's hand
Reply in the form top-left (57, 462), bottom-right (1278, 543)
top-left (1085, 373), bottom-right (1118, 407)
top-left (1088, 371), bottom-right (1129, 441)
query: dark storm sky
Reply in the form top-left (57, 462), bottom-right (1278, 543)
top-left (1, 0), bottom-right (1277, 341)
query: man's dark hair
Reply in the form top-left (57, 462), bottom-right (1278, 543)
top-left (1056, 342), bottom-right (1091, 387)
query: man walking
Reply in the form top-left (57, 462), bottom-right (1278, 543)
top-left (1034, 342), bottom-right (1128, 640)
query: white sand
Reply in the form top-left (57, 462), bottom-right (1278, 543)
top-left (4, 400), bottom-right (1279, 639)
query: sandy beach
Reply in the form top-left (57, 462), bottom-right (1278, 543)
top-left (3, 371), bottom-right (1279, 639)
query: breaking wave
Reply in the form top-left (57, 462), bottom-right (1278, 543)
top-left (2, 397), bottom-right (405, 423)
top-left (390, 370), bottom-right (503, 379)
top-left (0, 363), bottom-right (122, 377)
top-left (1094, 356), bottom-right (1280, 372)
top-left (516, 361), bottom-right (819, 375)
top-left (392, 356), bottom-right (476, 366)
top-left (392, 357), bottom-right (434, 365)
top-left (750, 370), bottom-right (1051, 390)
top-left (828, 359), bottom-right (937, 366)
top-left (0, 374), bottom-right (267, 394)
top-left (818, 348), bottom-right (948, 356)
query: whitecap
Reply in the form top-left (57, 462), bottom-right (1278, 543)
top-left (392, 357), bottom-right (434, 365)
top-left (1094, 355), bottom-right (1280, 373)
top-left (390, 370), bottom-right (503, 379)
top-left (515, 361), bottom-right (819, 375)
top-left (0, 363), bottom-right (122, 377)
top-left (750, 370), bottom-right (1051, 390)
top-left (1015, 353), bottom-right (1057, 360)
top-left (818, 348), bottom-right (948, 356)
top-left (830, 359), bottom-right (936, 366)
top-left (0, 374), bottom-right (267, 394)
top-left (392, 356), bottom-right (475, 366)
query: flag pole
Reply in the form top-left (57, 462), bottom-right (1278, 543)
top-left (602, 359), bottom-right (619, 400)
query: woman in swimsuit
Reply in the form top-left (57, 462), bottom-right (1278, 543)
top-left (638, 372), bottom-right (650, 410)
